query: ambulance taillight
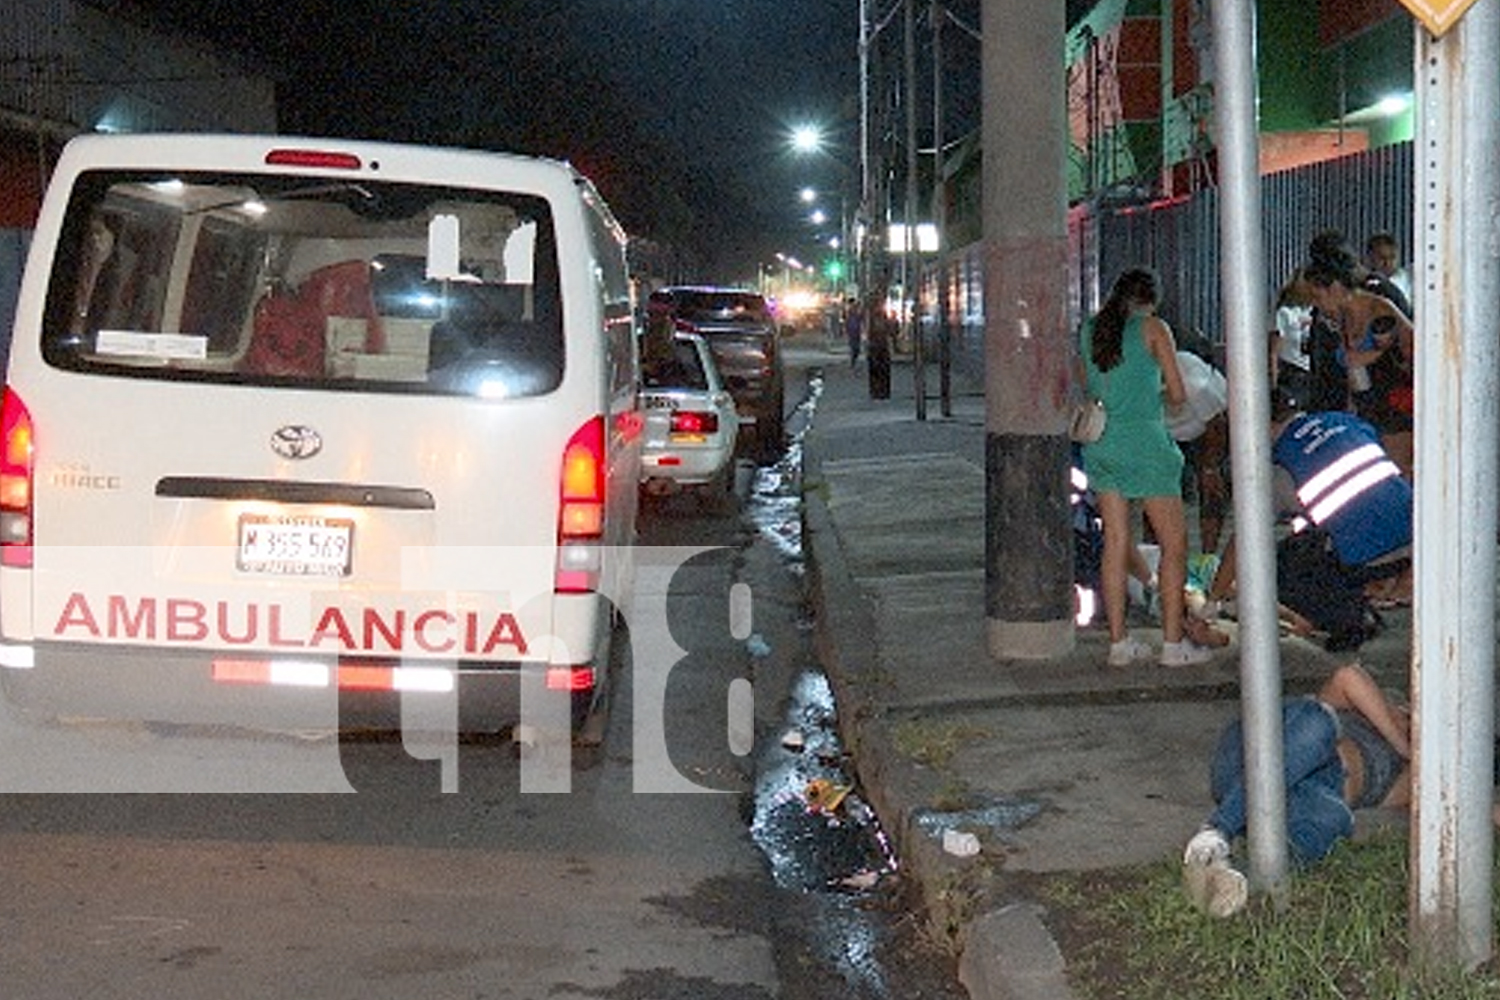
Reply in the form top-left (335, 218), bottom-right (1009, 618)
top-left (0, 389), bottom-right (33, 568)
top-left (556, 415), bottom-right (605, 593)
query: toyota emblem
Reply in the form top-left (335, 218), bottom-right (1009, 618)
top-left (270, 425), bottom-right (323, 460)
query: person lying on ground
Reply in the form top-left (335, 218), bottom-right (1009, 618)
top-left (1183, 662), bottom-right (1413, 918)
top-left (1183, 662), bottom-right (1500, 919)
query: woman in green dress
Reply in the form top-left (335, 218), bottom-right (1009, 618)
top-left (1079, 269), bottom-right (1214, 668)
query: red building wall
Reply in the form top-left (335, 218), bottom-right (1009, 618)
top-left (1321, 0), bottom-right (1404, 44)
top-left (1117, 15), bottom-right (1162, 121)
top-left (1171, 1), bottom-right (1199, 97)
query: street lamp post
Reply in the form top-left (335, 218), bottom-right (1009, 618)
top-left (905, 0), bottom-right (924, 420)
top-left (931, 0), bottom-right (949, 417)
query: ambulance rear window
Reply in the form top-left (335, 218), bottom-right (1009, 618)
top-left (41, 170), bottom-right (564, 399)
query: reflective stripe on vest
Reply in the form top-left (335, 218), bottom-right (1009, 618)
top-left (1296, 442), bottom-right (1402, 526)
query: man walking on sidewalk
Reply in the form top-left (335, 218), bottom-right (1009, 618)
top-left (843, 297), bottom-right (861, 370)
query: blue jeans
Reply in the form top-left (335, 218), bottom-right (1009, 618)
top-left (1208, 696), bottom-right (1354, 864)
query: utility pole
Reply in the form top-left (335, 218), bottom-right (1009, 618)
top-left (858, 0), bottom-right (874, 375)
top-left (862, 0), bottom-right (895, 400)
top-left (931, 0), bottom-right (951, 418)
top-left (905, 0), bottom-right (924, 419)
top-left (982, 0), bottom-right (1071, 659)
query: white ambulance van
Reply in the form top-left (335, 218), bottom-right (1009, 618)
top-left (0, 134), bottom-right (641, 736)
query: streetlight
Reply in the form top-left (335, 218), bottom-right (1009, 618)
top-left (790, 123), bottom-right (825, 154)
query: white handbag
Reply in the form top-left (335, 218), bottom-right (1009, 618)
top-left (1069, 398), bottom-right (1106, 443)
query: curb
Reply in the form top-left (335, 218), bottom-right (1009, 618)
top-left (957, 904), bottom-right (1071, 1000)
top-left (801, 424), bottom-right (1077, 1000)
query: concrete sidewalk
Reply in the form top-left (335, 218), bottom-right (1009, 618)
top-left (789, 341), bottom-right (1413, 1000)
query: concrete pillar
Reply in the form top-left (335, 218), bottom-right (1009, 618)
top-left (982, 0), bottom-right (1073, 659)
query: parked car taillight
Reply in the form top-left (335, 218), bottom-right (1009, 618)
top-left (670, 410), bottom-right (718, 435)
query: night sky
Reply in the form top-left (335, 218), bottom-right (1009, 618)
top-left (126, 1), bottom-right (1081, 281)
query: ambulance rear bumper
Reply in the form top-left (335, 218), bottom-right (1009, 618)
top-left (0, 640), bottom-right (566, 736)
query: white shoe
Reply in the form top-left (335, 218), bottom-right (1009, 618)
top-left (1183, 827), bottom-right (1247, 918)
top-left (1107, 635), bottom-right (1154, 668)
top-left (1160, 638), bottom-right (1214, 667)
top-left (1183, 827), bottom-right (1231, 867)
top-left (1184, 858), bottom-right (1248, 918)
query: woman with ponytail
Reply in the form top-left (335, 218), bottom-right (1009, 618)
top-left (1079, 268), bottom-right (1214, 668)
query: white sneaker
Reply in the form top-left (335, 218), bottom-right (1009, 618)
top-left (1107, 635), bottom-right (1154, 668)
top-left (1183, 827), bottom-right (1231, 867)
top-left (1184, 859), bottom-right (1248, 918)
top-left (1183, 827), bottom-right (1247, 918)
top-left (1160, 638), bottom-right (1214, 667)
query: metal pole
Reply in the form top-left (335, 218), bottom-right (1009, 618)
top-left (858, 0), bottom-right (873, 356)
top-left (905, 0), bottom-right (924, 419)
top-left (859, 0), bottom-right (871, 244)
top-left (1210, 0), bottom-right (1288, 900)
top-left (1410, 1), bottom-right (1500, 971)
top-left (932, 0), bottom-right (951, 418)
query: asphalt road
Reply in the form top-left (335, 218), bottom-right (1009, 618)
top-left (0, 346), bottom-right (966, 1000)
top-left (0, 621), bottom-right (781, 999)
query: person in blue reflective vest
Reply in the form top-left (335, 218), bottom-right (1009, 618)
top-left (1270, 401), bottom-right (1412, 573)
top-left (1200, 387), bottom-right (1411, 643)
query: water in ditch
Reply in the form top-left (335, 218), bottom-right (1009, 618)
top-left (742, 367), bottom-right (966, 1000)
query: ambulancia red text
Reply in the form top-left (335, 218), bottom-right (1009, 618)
top-left (51, 592), bottom-right (530, 656)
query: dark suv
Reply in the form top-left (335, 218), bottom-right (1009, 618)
top-left (647, 286), bottom-right (784, 461)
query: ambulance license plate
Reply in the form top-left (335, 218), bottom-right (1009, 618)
top-left (237, 515), bottom-right (353, 576)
